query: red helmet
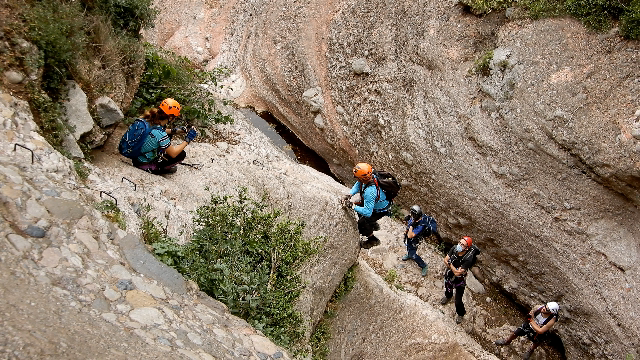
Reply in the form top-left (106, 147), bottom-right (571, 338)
top-left (159, 98), bottom-right (181, 117)
top-left (461, 236), bottom-right (472, 248)
top-left (353, 163), bottom-right (373, 182)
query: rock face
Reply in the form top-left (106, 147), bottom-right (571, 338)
top-left (329, 260), bottom-right (496, 360)
top-left (0, 90), bottom-right (297, 359)
top-left (145, 0), bottom-right (640, 358)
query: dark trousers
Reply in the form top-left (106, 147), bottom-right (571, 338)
top-left (406, 237), bottom-right (427, 269)
top-left (444, 276), bottom-right (466, 316)
top-left (134, 151), bottom-right (186, 174)
top-left (357, 211), bottom-right (388, 237)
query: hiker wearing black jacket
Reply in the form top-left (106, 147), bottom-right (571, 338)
top-left (495, 302), bottom-right (559, 359)
top-left (441, 236), bottom-right (476, 324)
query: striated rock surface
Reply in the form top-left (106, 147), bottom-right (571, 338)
top-left (145, 0), bottom-right (640, 358)
top-left (0, 89), bottom-right (358, 359)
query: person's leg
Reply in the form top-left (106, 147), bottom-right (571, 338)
top-left (357, 215), bottom-right (373, 237)
top-left (454, 282), bottom-right (466, 317)
top-left (495, 329), bottom-right (519, 345)
top-left (442, 278), bottom-right (454, 304)
top-left (155, 151), bottom-right (186, 169)
top-left (523, 341), bottom-right (540, 359)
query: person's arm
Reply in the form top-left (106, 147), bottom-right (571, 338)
top-left (349, 182), bottom-right (360, 196)
top-left (165, 126), bottom-right (197, 158)
top-left (443, 254), bottom-right (450, 267)
top-left (446, 250), bottom-right (467, 276)
top-left (530, 314), bottom-right (556, 334)
top-left (407, 223), bottom-right (424, 239)
top-left (165, 141), bottom-right (188, 158)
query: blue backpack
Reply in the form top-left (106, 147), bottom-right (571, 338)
top-left (417, 215), bottom-right (437, 237)
top-left (118, 119), bottom-right (151, 159)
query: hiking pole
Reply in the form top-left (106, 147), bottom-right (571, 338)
top-left (179, 162), bottom-right (202, 170)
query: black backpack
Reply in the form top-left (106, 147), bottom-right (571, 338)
top-left (462, 244), bottom-right (481, 266)
top-left (360, 170), bottom-right (401, 203)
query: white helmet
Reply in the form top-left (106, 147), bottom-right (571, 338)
top-left (546, 302), bottom-right (559, 314)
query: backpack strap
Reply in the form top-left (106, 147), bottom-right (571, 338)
top-left (533, 306), bottom-right (558, 326)
top-left (359, 177), bottom-right (381, 203)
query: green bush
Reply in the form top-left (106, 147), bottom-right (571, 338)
top-left (129, 44), bottom-right (233, 128)
top-left (24, 0), bottom-right (88, 98)
top-left (383, 269), bottom-right (398, 285)
top-left (458, 0), bottom-right (512, 15)
top-left (471, 50), bottom-right (494, 76)
top-left (80, 0), bottom-right (157, 37)
top-left (330, 265), bottom-right (357, 303)
top-left (461, 0), bottom-right (640, 40)
top-left (518, 0), bottom-right (566, 19)
top-left (310, 265), bottom-right (357, 360)
top-left (619, 0), bottom-right (640, 39)
top-left (310, 320), bottom-right (331, 360)
top-left (74, 160), bottom-right (91, 181)
top-left (149, 189), bottom-right (320, 349)
top-left (565, 0), bottom-right (622, 32)
top-left (95, 199), bottom-right (126, 229)
top-left (26, 84), bottom-right (68, 154)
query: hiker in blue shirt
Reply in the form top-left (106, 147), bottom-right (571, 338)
top-left (342, 163), bottom-right (390, 249)
top-left (133, 98), bottom-right (198, 175)
top-left (402, 205), bottom-right (430, 277)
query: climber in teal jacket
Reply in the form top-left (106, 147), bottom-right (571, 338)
top-left (342, 163), bottom-right (390, 248)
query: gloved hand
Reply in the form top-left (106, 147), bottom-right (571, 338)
top-left (186, 128), bottom-right (198, 143)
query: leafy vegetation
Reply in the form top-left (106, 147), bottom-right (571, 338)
top-left (143, 189), bottom-right (320, 350)
top-left (128, 44), bottom-right (233, 129)
top-left (460, 0), bottom-right (640, 39)
top-left (73, 160), bottom-right (91, 180)
top-left (25, 84), bottom-right (68, 153)
top-left (310, 265), bottom-right (357, 360)
top-left (459, 0), bottom-right (512, 15)
top-left (471, 50), bottom-right (494, 76)
top-left (95, 199), bottom-right (126, 230)
top-left (80, 0), bottom-right (158, 38)
top-left (23, 0), bottom-right (88, 98)
top-left (383, 268), bottom-right (398, 285)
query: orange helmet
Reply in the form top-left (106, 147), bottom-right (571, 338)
top-left (461, 236), bottom-right (473, 248)
top-left (353, 163), bottom-right (373, 182)
top-left (159, 98), bottom-right (181, 117)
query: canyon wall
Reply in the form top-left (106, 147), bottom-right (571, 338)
top-left (146, 0), bottom-right (640, 358)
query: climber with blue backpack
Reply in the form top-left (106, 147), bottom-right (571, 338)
top-left (342, 163), bottom-right (401, 249)
top-left (401, 205), bottom-right (439, 277)
top-left (119, 98), bottom-right (198, 175)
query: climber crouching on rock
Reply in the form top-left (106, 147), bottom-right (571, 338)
top-left (124, 98), bottom-right (198, 175)
top-left (495, 302), bottom-right (560, 360)
top-left (341, 163), bottom-right (390, 249)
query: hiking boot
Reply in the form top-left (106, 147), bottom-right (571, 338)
top-left (421, 266), bottom-right (428, 277)
top-left (360, 237), bottom-right (380, 249)
top-left (495, 339), bottom-right (509, 346)
top-left (455, 315), bottom-right (464, 324)
top-left (440, 296), bottom-right (451, 305)
top-left (401, 254), bottom-right (410, 261)
top-left (156, 166), bottom-right (178, 175)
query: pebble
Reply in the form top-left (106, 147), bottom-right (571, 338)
top-left (25, 225), bottom-right (46, 238)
